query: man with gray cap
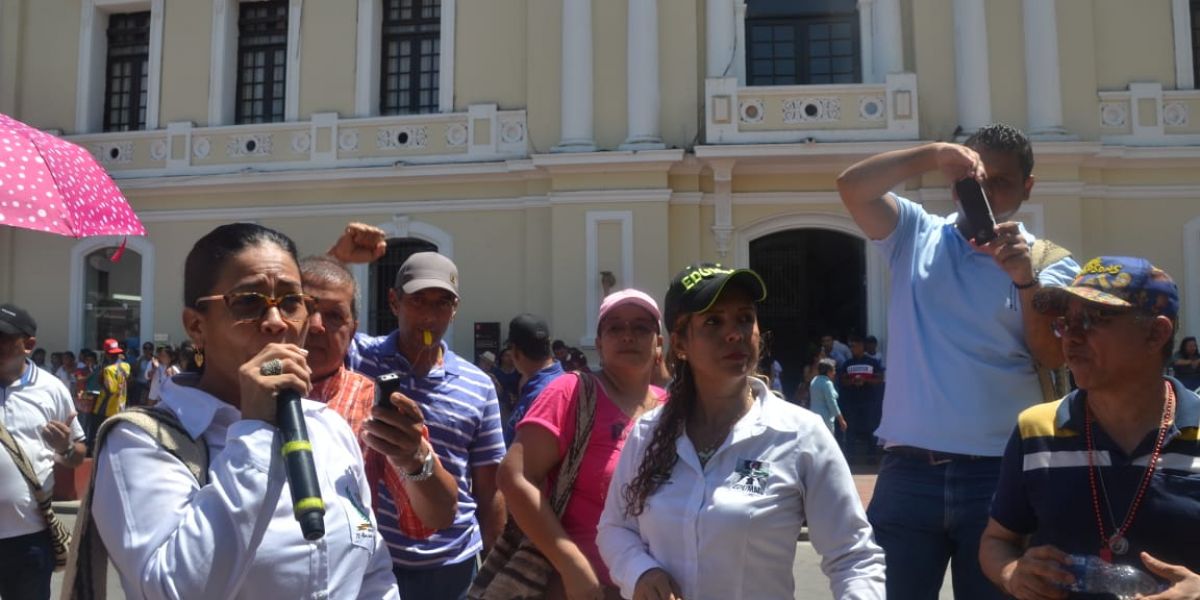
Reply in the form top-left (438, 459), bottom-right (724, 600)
top-left (0, 303), bottom-right (85, 599)
top-left (347, 253), bottom-right (506, 600)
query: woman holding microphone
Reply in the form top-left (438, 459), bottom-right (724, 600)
top-left (74, 223), bottom-right (400, 599)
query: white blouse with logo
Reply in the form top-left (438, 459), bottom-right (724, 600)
top-left (597, 378), bottom-right (886, 600)
top-left (91, 377), bottom-right (400, 600)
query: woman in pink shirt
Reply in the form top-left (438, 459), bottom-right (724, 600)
top-left (498, 290), bottom-right (667, 600)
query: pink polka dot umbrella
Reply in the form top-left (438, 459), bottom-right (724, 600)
top-left (0, 112), bottom-right (146, 240)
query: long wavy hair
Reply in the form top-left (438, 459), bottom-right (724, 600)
top-left (622, 316), bottom-right (696, 517)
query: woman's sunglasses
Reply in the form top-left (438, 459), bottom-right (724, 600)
top-left (194, 292), bottom-right (317, 324)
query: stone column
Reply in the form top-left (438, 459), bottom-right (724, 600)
top-left (553, 0), bottom-right (596, 152)
top-left (622, 0), bottom-right (664, 149)
top-left (1023, 0), bottom-right (1068, 136)
top-left (953, 0), bottom-right (992, 133)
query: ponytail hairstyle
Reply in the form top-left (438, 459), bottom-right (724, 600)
top-left (622, 315), bottom-right (698, 517)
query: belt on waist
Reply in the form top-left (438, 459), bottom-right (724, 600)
top-left (885, 445), bottom-right (1000, 465)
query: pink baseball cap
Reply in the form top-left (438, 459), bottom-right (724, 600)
top-left (597, 289), bottom-right (662, 329)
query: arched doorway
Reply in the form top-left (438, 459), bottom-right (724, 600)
top-left (368, 237), bottom-right (438, 335)
top-left (70, 236), bottom-right (155, 353)
top-left (749, 229), bottom-right (866, 395)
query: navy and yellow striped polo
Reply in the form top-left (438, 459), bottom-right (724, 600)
top-left (990, 377), bottom-right (1200, 572)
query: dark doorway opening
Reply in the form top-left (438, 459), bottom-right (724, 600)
top-left (749, 228), bottom-right (866, 397)
top-left (369, 237), bottom-right (438, 335)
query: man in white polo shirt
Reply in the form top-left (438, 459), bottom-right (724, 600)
top-left (0, 303), bottom-right (86, 599)
top-left (836, 124), bottom-right (1080, 599)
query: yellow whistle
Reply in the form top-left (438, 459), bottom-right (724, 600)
top-left (423, 330), bottom-right (433, 346)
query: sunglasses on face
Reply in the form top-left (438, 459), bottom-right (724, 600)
top-left (195, 292), bottom-right (318, 324)
top-left (1050, 308), bottom-right (1134, 338)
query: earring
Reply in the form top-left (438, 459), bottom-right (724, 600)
top-left (194, 347), bottom-right (205, 367)
top-left (677, 354), bottom-right (687, 362)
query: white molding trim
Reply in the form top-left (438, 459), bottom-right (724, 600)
top-left (76, 0), bottom-right (164, 133)
top-left (68, 236), bottom-right (155, 355)
top-left (1174, 0), bottom-right (1195, 90)
top-left (439, 0), bottom-right (455, 113)
top-left (210, 0), bottom-right (301, 125)
top-left (208, 0), bottom-right (238, 126)
top-left (1186, 214), bottom-right (1200, 334)
top-left (354, 0), bottom-right (380, 117)
top-left (733, 212), bottom-right (886, 344)
top-left (354, 0), bottom-right (455, 116)
top-left (285, 0), bottom-right (302, 121)
top-left (348, 217), bottom-right (454, 334)
top-left (581, 211), bottom-right (635, 347)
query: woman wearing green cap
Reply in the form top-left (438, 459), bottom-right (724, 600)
top-left (597, 263), bottom-right (885, 600)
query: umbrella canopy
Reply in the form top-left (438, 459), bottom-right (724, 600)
top-left (0, 112), bottom-right (146, 238)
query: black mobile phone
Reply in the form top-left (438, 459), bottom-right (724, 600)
top-left (374, 372), bottom-right (402, 410)
top-left (954, 177), bottom-right (997, 244)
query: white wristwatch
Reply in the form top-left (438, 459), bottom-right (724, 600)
top-left (401, 444), bottom-right (435, 482)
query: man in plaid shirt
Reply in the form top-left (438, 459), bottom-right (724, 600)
top-left (300, 256), bottom-right (458, 540)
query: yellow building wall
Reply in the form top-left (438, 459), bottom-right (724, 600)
top-left (1091, 0), bottom-right (1175, 90)
top-left (158, 1), bottom-right (213, 127)
top-left (297, 1), bottom-right (356, 118)
top-left (524, 0), bottom-right (561, 153)
top-left (454, 0), bottom-right (527, 111)
top-left (911, 0), bottom-right (957, 141)
top-left (18, 0), bottom-right (78, 131)
top-left (985, 0), bottom-right (1027, 130)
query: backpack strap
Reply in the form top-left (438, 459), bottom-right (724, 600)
top-left (1030, 239), bottom-right (1074, 402)
top-left (61, 406), bottom-right (209, 600)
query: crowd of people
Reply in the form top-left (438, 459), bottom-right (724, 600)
top-left (0, 122), bottom-right (1196, 600)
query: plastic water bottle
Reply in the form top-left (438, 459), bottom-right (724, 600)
top-left (1063, 555), bottom-right (1164, 599)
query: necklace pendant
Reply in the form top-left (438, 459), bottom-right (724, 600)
top-left (1109, 534), bottom-right (1129, 556)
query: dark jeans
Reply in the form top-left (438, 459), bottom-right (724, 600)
top-left (867, 452), bottom-right (1006, 600)
top-left (842, 400), bottom-right (882, 463)
top-left (393, 556), bottom-right (478, 600)
top-left (0, 529), bottom-right (53, 600)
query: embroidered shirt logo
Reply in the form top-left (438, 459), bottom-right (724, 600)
top-left (729, 459), bottom-right (770, 495)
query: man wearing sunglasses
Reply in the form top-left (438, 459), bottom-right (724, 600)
top-left (981, 257), bottom-right (1200, 598)
top-left (346, 252), bottom-right (506, 600)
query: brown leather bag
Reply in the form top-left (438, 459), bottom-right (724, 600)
top-left (468, 372), bottom-right (598, 600)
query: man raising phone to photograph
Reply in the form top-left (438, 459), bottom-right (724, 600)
top-left (835, 123), bottom-right (1080, 599)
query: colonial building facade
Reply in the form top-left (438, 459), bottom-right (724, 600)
top-left (1, 0), bottom-right (1198, 390)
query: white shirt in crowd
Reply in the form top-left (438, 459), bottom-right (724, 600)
top-left (145, 363), bottom-right (179, 403)
top-left (91, 376), bottom-right (400, 600)
top-left (0, 361), bottom-right (85, 538)
top-left (597, 377), bottom-right (885, 600)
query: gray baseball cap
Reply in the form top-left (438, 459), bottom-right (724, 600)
top-left (394, 252), bottom-right (459, 297)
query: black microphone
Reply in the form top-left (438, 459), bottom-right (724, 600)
top-left (277, 389), bottom-right (325, 540)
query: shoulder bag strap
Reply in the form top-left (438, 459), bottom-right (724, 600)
top-left (547, 373), bottom-right (598, 517)
top-left (61, 406), bottom-right (210, 600)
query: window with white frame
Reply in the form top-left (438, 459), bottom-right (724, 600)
top-left (745, 0), bottom-right (861, 85)
top-left (76, 0), bottom-right (164, 134)
top-left (355, 0), bottom-right (454, 117)
top-left (235, 0), bottom-right (289, 124)
top-left (380, 0), bottom-right (441, 115)
top-left (102, 11), bottom-right (151, 132)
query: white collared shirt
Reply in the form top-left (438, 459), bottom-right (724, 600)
top-left (597, 378), bottom-right (886, 600)
top-left (0, 361), bottom-right (85, 538)
top-left (91, 377), bottom-right (400, 600)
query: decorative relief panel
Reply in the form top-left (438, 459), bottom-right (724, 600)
top-left (1099, 103), bottom-right (1128, 128)
top-left (783, 97), bottom-right (841, 123)
top-left (445, 123), bottom-right (468, 147)
top-left (291, 131), bottom-right (312, 154)
top-left (338, 130), bottom-right (359, 152)
top-left (226, 133), bottom-right (273, 157)
top-left (739, 99), bottom-right (765, 124)
top-left (192, 137), bottom-right (211, 159)
top-left (1163, 102), bottom-right (1189, 127)
top-left (858, 96), bottom-right (886, 121)
top-left (377, 126), bottom-right (428, 150)
top-left (91, 142), bottom-right (134, 165)
top-left (499, 119), bottom-right (526, 144)
top-left (149, 140), bottom-right (168, 161)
